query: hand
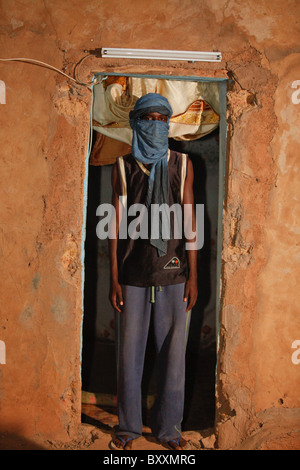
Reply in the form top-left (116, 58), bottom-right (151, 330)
top-left (184, 277), bottom-right (198, 312)
top-left (109, 280), bottom-right (124, 312)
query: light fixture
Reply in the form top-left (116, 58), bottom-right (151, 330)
top-left (100, 48), bottom-right (222, 62)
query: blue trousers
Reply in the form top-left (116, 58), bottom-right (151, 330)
top-left (114, 283), bottom-right (191, 442)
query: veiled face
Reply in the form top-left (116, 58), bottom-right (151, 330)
top-left (140, 112), bottom-right (168, 123)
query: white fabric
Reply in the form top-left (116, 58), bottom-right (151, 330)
top-left (92, 77), bottom-right (220, 145)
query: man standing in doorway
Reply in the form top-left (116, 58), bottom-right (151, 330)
top-left (109, 93), bottom-right (198, 450)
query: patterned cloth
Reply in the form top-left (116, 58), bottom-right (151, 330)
top-left (90, 76), bottom-right (219, 165)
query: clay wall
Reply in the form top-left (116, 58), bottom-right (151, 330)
top-left (0, 0), bottom-right (299, 449)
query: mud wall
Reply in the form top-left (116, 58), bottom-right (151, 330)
top-left (0, 0), bottom-right (299, 449)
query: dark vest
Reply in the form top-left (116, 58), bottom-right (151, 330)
top-left (116, 150), bottom-right (188, 287)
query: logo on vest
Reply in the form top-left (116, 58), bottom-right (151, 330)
top-left (164, 257), bottom-right (180, 269)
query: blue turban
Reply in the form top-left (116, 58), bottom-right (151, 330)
top-left (129, 93), bottom-right (173, 256)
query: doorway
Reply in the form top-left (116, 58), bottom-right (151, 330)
top-left (81, 74), bottom-right (227, 433)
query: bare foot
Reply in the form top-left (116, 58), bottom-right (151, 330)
top-left (166, 436), bottom-right (190, 450)
top-left (110, 435), bottom-right (133, 450)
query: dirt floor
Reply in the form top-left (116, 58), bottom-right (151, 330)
top-left (1, 401), bottom-right (299, 451)
top-left (1, 340), bottom-right (299, 451)
top-left (0, 343), bottom-right (216, 451)
top-left (0, 404), bottom-right (210, 451)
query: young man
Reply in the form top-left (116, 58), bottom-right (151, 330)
top-left (109, 93), bottom-right (198, 450)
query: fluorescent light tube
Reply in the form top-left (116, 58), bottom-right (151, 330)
top-left (101, 48), bottom-right (222, 62)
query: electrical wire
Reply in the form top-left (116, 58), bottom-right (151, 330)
top-left (73, 54), bottom-right (94, 86)
top-left (0, 56), bottom-right (108, 164)
top-left (0, 56), bottom-right (107, 154)
top-left (0, 57), bottom-right (98, 89)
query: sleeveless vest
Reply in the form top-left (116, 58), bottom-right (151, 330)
top-left (116, 150), bottom-right (188, 287)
